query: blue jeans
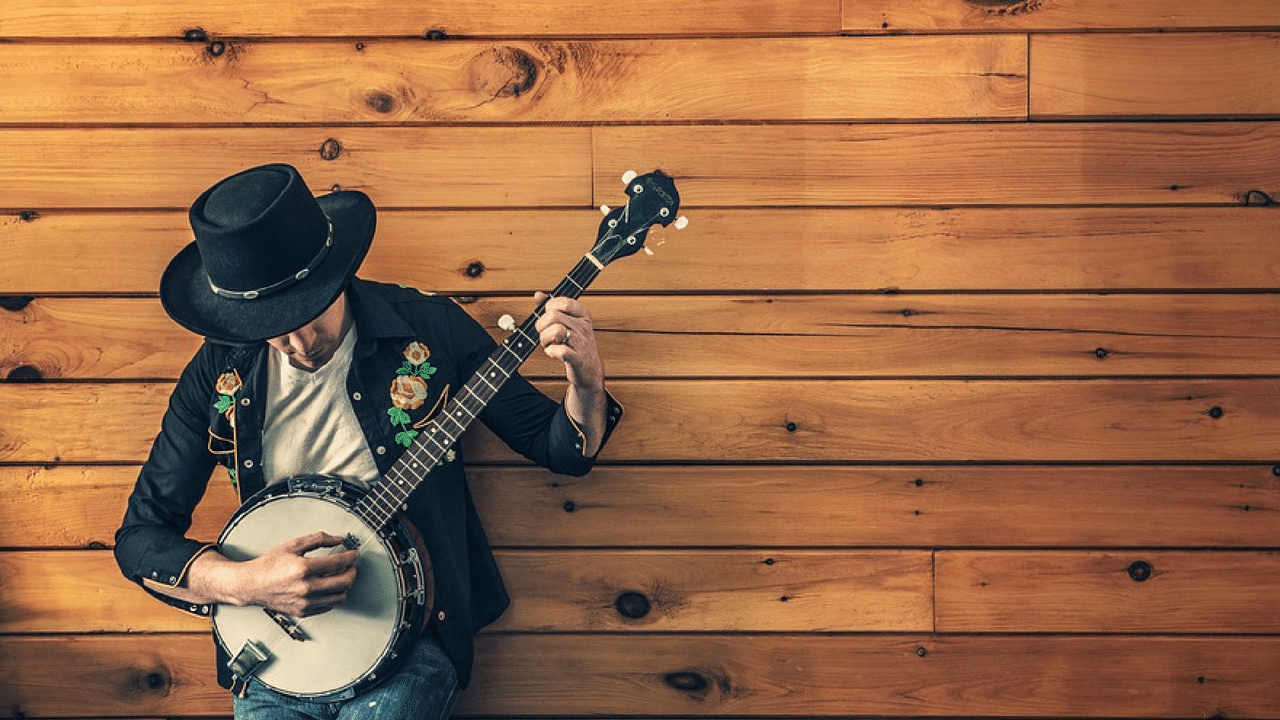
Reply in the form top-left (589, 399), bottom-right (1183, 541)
top-left (233, 633), bottom-right (460, 720)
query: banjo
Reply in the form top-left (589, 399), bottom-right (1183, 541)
top-left (212, 169), bottom-right (683, 701)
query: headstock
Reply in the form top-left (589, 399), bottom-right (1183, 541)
top-left (590, 169), bottom-right (686, 266)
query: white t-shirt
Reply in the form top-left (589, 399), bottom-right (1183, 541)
top-left (261, 323), bottom-right (380, 488)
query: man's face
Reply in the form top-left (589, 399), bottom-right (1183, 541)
top-left (266, 292), bottom-right (352, 372)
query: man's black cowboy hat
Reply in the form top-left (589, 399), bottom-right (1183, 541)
top-left (160, 163), bottom-right (375, 343)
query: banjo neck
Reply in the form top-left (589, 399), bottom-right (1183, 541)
top-left (354, 256), bottom-right (602, 531)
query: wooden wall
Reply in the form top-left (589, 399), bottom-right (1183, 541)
top-left (3, 0), bottom-right (1280, 717)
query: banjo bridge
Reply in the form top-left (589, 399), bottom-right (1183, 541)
top-left (264, 608), bottom-right (308, 641)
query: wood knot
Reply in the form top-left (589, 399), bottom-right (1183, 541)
top-left (424, 28), bottom-right (449, 40)
top-left (6, 365), bottom-right (43, 382)
top-left (128, 666), bottom-right (172, 695)
top-left (464, 261), bottom-right (485, 278)
top-left (0, 296), bottom-right (34, 311)
top-left (365, 91), bottom-right (397, 114)
top-left (614, 591), bottom-right (652, 619)
top-left (1244, 190), bottom-right (1275, 206)
top-left (319, 138), bottom-right (343, 161)
top-left (469, 46), bottom-right (540, 100)
top-left (665, 671), bottom-right (710, 696)
top-left (19, 210), bottom-right (39, 222)
top-left (206, 40), bottom-right (227, 58)
top-left (182, 28), bottom-right (208, 42)
top-left (962, 0), bottom-right (1042, 14)
top-left (1127, 560), bottom-right (1152, 582)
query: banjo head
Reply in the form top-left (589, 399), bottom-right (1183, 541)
top-left (213, 476), bottom-right (430, 701)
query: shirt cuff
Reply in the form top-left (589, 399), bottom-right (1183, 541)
top-left (134, 540), bottom-right (217, 617)
top-left (554, 391), bottom-right (624, 472)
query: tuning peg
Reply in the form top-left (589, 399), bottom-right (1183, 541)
top-left (599, 204), bottom-right (610, 215)
top-left (621, 170), bottom-right (638, 185)
top-left (643, 246), bottom-right (654, 256)
top-left (497, 314), bottom-right (516, 332)
top-left (674, 215), bottom-right (689, 230)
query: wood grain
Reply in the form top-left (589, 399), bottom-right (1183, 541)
top-left (0, 36), bottom-right (1026, 124)
top-left (0, 549), bottom-right (931, 633)
top-left (1031, 33), bottom-right (1280, 118)
top-left (937, 550), bottom-right (1280, 633)
top-left (8, 293), bottom-right (1280, 381)
top-left (0, 465), bottom-right (234, 549)
top-left (6, 206), bottom-right (1278, 294)
top-left (843, 0), bottom-right (1280, 32)
top-left (3, 379), bottom-right (1277, 464)
top-left (0, 0), bottom-right (841, 38)
top-left (5, 464), bottom-right (1279, 550)
top-left (470, 464), bottom-right (1280, 549)
top-left (0, 127), bottom-right (590, 209)
top-left (10, 633), bottom-right (1279, 717)
top-left (592, 123), bottom-right (1280, 207)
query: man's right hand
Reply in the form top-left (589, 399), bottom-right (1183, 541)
top-left (150, 531), bottom-right (359, 617)
top-left (227, 531), bottom-right (359, 617)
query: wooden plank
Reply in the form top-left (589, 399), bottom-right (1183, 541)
top-left (494, 549), bottom-right (932, 632)
top-left (472, 465), bottom-right (1280, 548)
top-left (0, 551), bottom-right (211, 633)
top-left (1031, 33), bottom-right (1280, 118)
top-left (11, 293), bottom-right (1280, 381)
top-left (6, 464), bottom-right (1280, 550)
top-left (937, 550), bottom-right (1280, 633)
top-left (0, 465), bottom-right (234, 550)
top-left (7, 206), bottom-right (1280, 294)
top-left (26, 376), bottom-right (1280, 460)
top-left (0, 127), bottom-right (590, 210)
top-left (3, 379), bottom-right (1279, 464)
top-left (592, 123), bottom-right (1280, 207)
top-left (0, 36), bottom-right (1025, 124)
top-left (843, 0), bottom-right (1280, 33)
top-left (0, 634), bottom-right (226, 717)
top-left (0, 0), bottom-right (840, 38)
top-left (9, 633), bottom-right (1280, 717)
top-left (0, 549), bottom-right (931, 633)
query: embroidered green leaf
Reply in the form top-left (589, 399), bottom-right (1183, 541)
top-left (214, 395), bottom-right (233, 414)
top-left (416, 364), bottom-right (437, 380)
top-left (396, 360), bottom-right (416, 376)
top-left (387, 406), bottom-right (411, 426)
top-left (227, 467), bottom-right (238, 487)
top-left (395, 429), bottom-right (419, 447)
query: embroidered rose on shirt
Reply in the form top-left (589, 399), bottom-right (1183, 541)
top-left (388, 341), bottom-right (439, 447)
top-left (390, 375), bottom-right (429, 410)
top-left (213, 370), bottom-right (242, 418)
top-left (403, 341), bottom-right (431, 365)
top-left (211, 369), bottom-right (243, 488)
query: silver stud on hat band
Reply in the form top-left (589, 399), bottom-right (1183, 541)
top-left (208, 221), bottom-right (334, 301)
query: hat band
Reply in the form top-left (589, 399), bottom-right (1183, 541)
top-left (207, 221), bottom-right (334, 301)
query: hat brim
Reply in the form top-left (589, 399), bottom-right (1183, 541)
top-left (160, 190), bottom-right (376, 344)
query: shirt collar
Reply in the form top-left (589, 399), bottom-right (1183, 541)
top-left (347, 277), bottom-right (416, 345)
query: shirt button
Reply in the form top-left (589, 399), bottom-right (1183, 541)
top-left (243, 459), bottom-right (255, 468)
top-left (437, 610), bottom-right (446, 622)
top-left (240, 398), bottom-right (251, 406)
top-left (376, 446), bottom-right (387, 455)
top-left (352, 391), bottom-right (362, 401)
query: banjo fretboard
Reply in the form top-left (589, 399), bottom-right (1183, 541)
top-left (355, 256), bottom-right (602, 531)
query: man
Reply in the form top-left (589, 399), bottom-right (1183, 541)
top-left (114, 163), bottom-right (622, 718)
